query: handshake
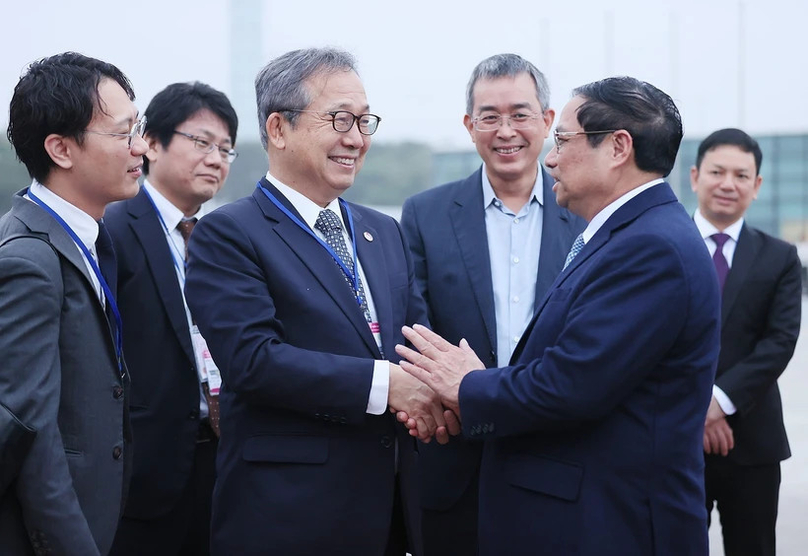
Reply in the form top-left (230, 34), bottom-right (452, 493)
top-left (387, 324), bottom-right (485, 444)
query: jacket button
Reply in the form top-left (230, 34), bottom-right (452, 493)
top-left (112, 386), bottom-right (124, 399)
top-left (380, 435), bottom-right (393, 448)
top-left (112, 446), bottom-right (122, 460)
top-left (188, 409), bottom-right (199, 420)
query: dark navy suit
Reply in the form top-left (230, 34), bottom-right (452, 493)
top-left (401, 166), bottom-right (583, 554)
top-left (459, 183), bottom-right (720, 555)
top-left (184, 180), bottom-right (428, 556)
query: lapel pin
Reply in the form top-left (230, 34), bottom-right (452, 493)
top-left (363, 231), bottom-right (374, 242)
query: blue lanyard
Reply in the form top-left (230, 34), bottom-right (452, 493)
top-left (27, 189), bottom-right (124, 374)
top-left (256, 181), bottom-right (363, 307)
top-left (141, 186), bottom-right (187, 280)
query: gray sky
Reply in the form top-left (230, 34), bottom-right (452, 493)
top-left (2, 0), bottom-right (805, 149)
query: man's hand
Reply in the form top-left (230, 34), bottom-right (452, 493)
top-left (388, 363), bottom-right (455, 444)
top-left (394, 324), bottom-right (485, 416)
top-left (704, 395), bottom-right (734, 456)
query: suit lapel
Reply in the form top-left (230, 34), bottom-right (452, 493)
top-left (254, 184), bottom-right (381, 357)
top-left (512, 182), bottom-right (679, 363)
top-left (721, 223), bottom-right (759, 325)
top-left (449, 169), bottom-right (497, 351)
top-left (535, 166), bottom-right (575, 307)
top-left (350, 207), bottom-right (390, 358)
top-left (127, 190), bottom-right (195, 364)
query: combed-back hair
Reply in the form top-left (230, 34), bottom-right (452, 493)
top-left (695, 128), bottom-right (762, 175)
top-left (465, 53), bottom-right (550, 115)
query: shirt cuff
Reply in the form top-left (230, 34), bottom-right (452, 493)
top-left (713, 385), bottom-right (737, 416)
top-left (366, 361), bottom-right (390, 415)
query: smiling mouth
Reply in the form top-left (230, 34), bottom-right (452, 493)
top-left (330, 156), bottom-right (356, 167)
top-left (494, 146), bottom-right (523, 155)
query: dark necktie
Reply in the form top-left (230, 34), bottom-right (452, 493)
top-left (563, 234), bottom-right (585, 271)
top-left (95, 220), bottom-right (117, 299)
top-left (177, 218), bottom-right (220, 437)
top-left (314, 209), bottom-right (384, 357)
top-left (711, 233), bottom-right (730, 292)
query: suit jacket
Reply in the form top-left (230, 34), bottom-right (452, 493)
top-left (459, 183), bottom-right (720, 556)
top-left (716, 223), bottom-right (801, 465)
top-left (184, 180), bottom-right (429, 556)
top-left (400, 166), bottom-right (584, 510)
top-left (104, 188), bottom-right (202, 518)
top-left (0, 192), bottom-right (131, 556)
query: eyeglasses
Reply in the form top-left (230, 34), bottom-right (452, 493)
top-left (85, 116), bottom-right (147, 148)
top-left (553, 130), bottom-right (617, 153)
top-left (471, 112), bottom-right (541, 132)
top-left (173, 131), bottom-right (238, 164)
top-left (282, 109), bottom-right (381, 136)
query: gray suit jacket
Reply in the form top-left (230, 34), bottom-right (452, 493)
top-left (0, 191), bottom-right (131, 555)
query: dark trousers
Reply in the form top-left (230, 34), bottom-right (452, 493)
top-left (111, 427), bottom-right (218, 556)
top-left (421, 476), bottom-right (479, 556)
top-left (705, 455), bottom-right (781, 556)
top-left (385, 477), bottom-right (411, 556)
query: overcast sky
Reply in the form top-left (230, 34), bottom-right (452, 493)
top-left (2, 0), bottom-right (805, 149)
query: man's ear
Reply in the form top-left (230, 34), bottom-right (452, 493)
top-left (610, 129), bottom-right (634, 166)
top-left (266, 113), bottom-right (287, 150)
top-left (144, 132), bottom-right (160, 163)
top-left (463, 114), bottom-right (476, 144)
top-left (43, 133), bottom-right (74, 170)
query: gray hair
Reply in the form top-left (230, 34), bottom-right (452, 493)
top-left (255, 47), bottom-right (358, 149)
top-left (465, 53), bottom-right (550, 116)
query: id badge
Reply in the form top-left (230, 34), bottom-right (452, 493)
top-left (190, 325), bottom-right (223, 395)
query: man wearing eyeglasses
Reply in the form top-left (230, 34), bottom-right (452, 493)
top-left (0, 52), bottom-right (147, 555)
top-left (103, 81), bottom-right (238, 556)
top-left (396, 77), bottom-right (721, 555)
top-left (400, 53), bottom-right (584, 555)
top-left (183, 47), bottom-right (454, 556)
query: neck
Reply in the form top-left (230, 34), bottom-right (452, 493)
top-left (42, 176), bottom-right (104, 220)
top-left (488, 170), bottom-right (537, 213)
top-left (148, 178), bottom-right (202, 217)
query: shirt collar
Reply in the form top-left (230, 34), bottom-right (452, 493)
top-left (266, 171), bottom-right (345, 231)
top-left (481, 163), bottom-right (544, 210)
top-left (143, 180), bottom-right (204, 232)
top-left (693, 210), bottom-right (743, 243)
top-left (582, 178), bottom-right (664, 243)
top-left (28, 179), bottom-right (99, 249)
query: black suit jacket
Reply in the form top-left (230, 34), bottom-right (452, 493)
top-left (400, 166), bottom-right (585, 510)
top-left (104, 188), bottom-right (201, 518)
top-left (716, 223), bottom-right (801, 465)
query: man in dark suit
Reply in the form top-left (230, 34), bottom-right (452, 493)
top-left (397, 77), bottom-right (721, 555)
top-left (184, 47), bottom-right (455, 556)
top-left (106, 82), bottom-right (238, 556)
top-left (0, 52), bottom-right (147, 555)
top-left (690, 128), bottom-right (801, 556)
top-left (400, 53), bottom-right (584, 555)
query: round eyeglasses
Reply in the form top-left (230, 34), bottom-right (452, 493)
top-left (282, 109), bottom-right (381, 136)
top-left (85, 116), bottom-right (147, 148)
top-left (173, 131), bottom-right (238, 164)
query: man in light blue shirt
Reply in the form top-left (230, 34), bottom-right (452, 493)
top-left (401, 53), bottom-right (585, 556)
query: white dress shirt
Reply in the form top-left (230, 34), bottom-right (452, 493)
top-left (267, 172), bottom-right (389, 415)
top-left (693, 209), bottom-right (744, 416)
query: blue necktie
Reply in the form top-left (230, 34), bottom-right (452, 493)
top-left (563, 234), bottom-right (585, 271)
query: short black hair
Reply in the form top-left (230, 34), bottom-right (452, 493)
top-left (143, 81), bottom-right (238, 174)
top-left (695, 128), bottom-right (762, 176)
top-left (7, 52), bottom-right (135, 183)
top-left (573, 77), bottom-right (683, 176)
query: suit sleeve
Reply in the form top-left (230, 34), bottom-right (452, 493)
top-left (716, 244), bottom-right (802, 414)
top-left (459, 233), bottom-right (704, 438)
top-left (184, 209), bottom-right (379, 425)
top-left (0, 238), bottom-right (100, 555)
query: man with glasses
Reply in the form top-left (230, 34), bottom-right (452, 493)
top-left (104, 81), bottom-right (238, 556)
top-left (183, 47), bottom-right (454, 556)
top-left (396, 77), bottom-right (720, 555)
top-left (0, 52), bottom-right (147, 555)
top-left (400, 53), bottom-right (584, 555)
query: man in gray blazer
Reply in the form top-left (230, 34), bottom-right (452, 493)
top-left (0, 52), bottom-right (148, 555)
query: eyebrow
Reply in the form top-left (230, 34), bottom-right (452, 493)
top-left (330, 102), bottom-right (370, 113)
top-left (477, 102), bottom-right (535, 113)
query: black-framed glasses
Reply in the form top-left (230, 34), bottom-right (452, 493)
top-left (471, 112), bottom-right (541, 132)
top-left (85, 116), bottom-right (147, 148)
top-left (553, 129), bottom-right (617, 153)
top-left (282, 109), bottom-right (381, 136)
top-left (173, 131), bottom-right (238, 164)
